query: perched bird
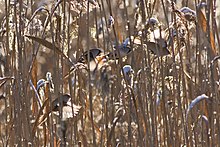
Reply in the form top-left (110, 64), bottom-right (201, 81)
top-left (78, 48), bottom-right (103, 63)
top-left (107, 16), bottom-right (115, 28)
top-left (107, 38), bottom-right (132, 59)
top-left (64, 48), bottom-right (107, 79)
top-left (77, 48), bottom-right (107, 72)
top-left (78, 45), bottom-right (132, 70)
top-left (108, 46), bottom-right (131, 59)
top-left (64, 45), bottom-right (132, 79)
top-left (52, 94), bottom-right (81, 119)
top-left (33, 94), bottom-right (81, 131)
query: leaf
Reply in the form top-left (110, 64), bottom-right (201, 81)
top-left (116, 23), bottom-right (123, 43)
top-left (107, 109), bottom-right (123, 145)
top-left (210, 31), bottom-right (216, 55)
top-left (31, 59), bottom-right (38, 115)
top-left (25, 35), bottom-right (59, 51)
top-left (0, 77), bottom-right (14, 89)
top-left (197, 7), bottom-right (216, 58)
top-left (26, 6), bottom-right (48, 27)
top-left (197, 8), bottom-right (207, 32)
top-left (0, 77), bottom-right (14, 81)
top-left (25, 35), bottom-right (74, 65)
top-left (32, 98), bottom-right (50, 136)
top-left (186, 94), bottom-right (209, 121)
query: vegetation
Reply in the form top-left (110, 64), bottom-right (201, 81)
top-left (0, 0), bottom-right (219, 146)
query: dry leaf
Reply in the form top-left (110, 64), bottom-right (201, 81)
top-left (25, 35), bottom-right (74, 65)
top-left (0, 77), bottom-right (14, 89)
top-left (197, 9), bottom-right (207, 32)
top-left (32, 98), bottom-right (50, 136)
top-left (31, 59), bottom-right (39, 115)
top-left (197, 7), bottom-right (216, 58)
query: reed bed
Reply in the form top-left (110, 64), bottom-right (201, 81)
top-left (0, 0), bottom-right (219, 146)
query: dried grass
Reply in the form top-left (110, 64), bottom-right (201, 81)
top-left (0, 0), bottom-right (219, 146)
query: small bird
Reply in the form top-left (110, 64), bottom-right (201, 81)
top-left (52, 94), bottom-right (81, 119)
top-left (33, 94), bottom-right (81, 130)
top-left (77, 48), bottom-right (107, 71)
top-left (107, 38), bottom-right (132, 59)
top-left (78, 46), bottom-right (132, 70)
top-left (107, 16), bottom-right (114, 28)
top-left (63, 48), bottom-right (106, 79)
top-left (64, 46), bottom-right (132, 79)
top-left (108, 46), bottom-right (131, 59)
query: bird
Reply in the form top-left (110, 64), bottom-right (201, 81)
top-left (107, 45), bottom-right (132, 59)
top-left (78, 45), bottom-right (132, 70)
top-left (52, 94), bottom-right (81, 119)
top-left (63, 48), bottom-right (106, 79)
top-left (32, 94), bottom-right (81, 134)
top-left (64, 45), bottom-right (132, 79)
top-left (107, 38), bottom-right (132, 59)
top-left (77, 48), bottom-right (107, 72)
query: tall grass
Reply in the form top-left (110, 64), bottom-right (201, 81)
top-left (0, 0), bottom-right (219, 146)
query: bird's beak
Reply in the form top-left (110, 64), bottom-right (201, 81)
top-left (95, 55), bottom-right (107, 64)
